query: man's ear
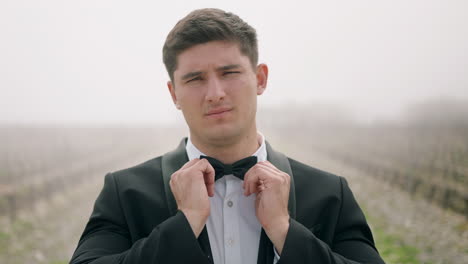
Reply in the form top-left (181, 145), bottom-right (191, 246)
top-left (256, 63), bottom-right (268, 95)
top-left (167, 81), bottom-right (181, 109)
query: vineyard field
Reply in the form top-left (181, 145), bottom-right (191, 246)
top-left (0, 124), bottom-right (467, 263)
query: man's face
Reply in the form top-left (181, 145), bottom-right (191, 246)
top-left (168, 41), bottom-right (268, 145)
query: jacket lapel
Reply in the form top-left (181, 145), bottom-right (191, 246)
top-left (265, 141), bottom-right (296, 219)
top-left (161, 138), bottom-right (188, 216)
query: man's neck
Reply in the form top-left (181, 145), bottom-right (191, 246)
top-left (190, 130), bottom-right (260, 164)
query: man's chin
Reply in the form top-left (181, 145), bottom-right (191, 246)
top-left (203, 126), bottom-right (241, 144)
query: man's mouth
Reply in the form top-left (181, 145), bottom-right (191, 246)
top-left (205, 107), bottom-right (232, 117)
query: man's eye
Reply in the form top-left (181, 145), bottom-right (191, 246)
top-left (223, 71), bottom-right (240, 76)
top-left (187, 76), bottom-right (202, 83)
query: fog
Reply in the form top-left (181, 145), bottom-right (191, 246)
top-left (1, 0), bottom-right (467, 125)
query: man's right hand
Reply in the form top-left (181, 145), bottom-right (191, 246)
top-left (169, 158), bottom-right (215, 237)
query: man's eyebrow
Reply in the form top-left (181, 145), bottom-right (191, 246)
top-left (181, 71), bottom-right (203, 81)
top-left (217, 64), bottom-right (242, 71)
top-left (180, 65), bottom-right (242, 80)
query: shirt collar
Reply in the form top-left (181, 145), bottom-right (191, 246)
top-left (186, 132), bottom-right (267, 163)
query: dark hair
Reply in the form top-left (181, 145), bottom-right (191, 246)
top-left (162, 8), bottom-right (258, 82)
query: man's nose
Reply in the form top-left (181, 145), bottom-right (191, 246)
top-left (205, 77), bottom-right (226, 103)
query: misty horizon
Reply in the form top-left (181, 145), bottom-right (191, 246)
top-left (1, 96), bottom-right (467, 127)
top-left (2, 1), bottom-right (467, 125)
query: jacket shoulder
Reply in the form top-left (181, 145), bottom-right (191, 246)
top-left (109, 155), bottom-right (164, 186)
top-left (288, 157), bottom-right (342, 185)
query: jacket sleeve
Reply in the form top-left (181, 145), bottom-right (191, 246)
top-left (70, 173), bottom-right (210, 264)
top-left (277, 177), bottom-right (385, 264)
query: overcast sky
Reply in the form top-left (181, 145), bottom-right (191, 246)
top-left (1, 0), bottom-right (467, 125)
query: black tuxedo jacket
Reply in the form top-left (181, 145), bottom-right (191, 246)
top-left (70, 138), bottom-right (384, 264)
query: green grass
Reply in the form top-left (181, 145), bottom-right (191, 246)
top-left (11, 219), bottom-right (34, 234)
top-left (0, 231), bottom-right (11, 254)
top-left (362, 207), bottom-right (423, 264)
top-left (372, 224), bottom-right (421, 264)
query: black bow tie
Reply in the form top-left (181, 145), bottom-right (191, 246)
top-left (200, 155), bottom-right (258, 181)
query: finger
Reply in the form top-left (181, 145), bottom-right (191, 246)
top-left (255, 161), bottom-right (282, 174)
top-left (243, 166), bottom-right (258, 196)
top-left (204, 169), bottom-right (215, 197)
top-left (244, 166), bottom-right (265, 196)
top-left (255, 191), bottom-right (261, 211)
top-left (243, 163), bottom-right (262, 191)
top-left (259, 180), bottom-right (266, 191)
top-left (259, 166), bottom-right (284, 185)
top-left (192, 158), bottom-right (214, 175)
top-left (180, 158), bottom-right (200, 170)
top-left (242, 163), bottom-right (256, 190)
top-left (255, 162), bottom-right (290, 183)
top-left (198, 159), bottom-right (215, 197)
top-left (249, 168), bottom-right (269, 194)
top-left (253, 180), bottom-right (263, 194)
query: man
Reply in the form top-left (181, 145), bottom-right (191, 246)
top-left (70, 8), bottom-right (385, 264)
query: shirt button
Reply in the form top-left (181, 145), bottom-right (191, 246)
top-left (227, 238), bottom-right (234, 246)
top-left (227, 200), bottom-right (233, 207)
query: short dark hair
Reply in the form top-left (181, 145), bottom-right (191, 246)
top-left (162, 8), bottom-right (258, 82)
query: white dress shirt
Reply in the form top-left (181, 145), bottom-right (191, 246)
top-left (185, 133), bottom-right (279, 264)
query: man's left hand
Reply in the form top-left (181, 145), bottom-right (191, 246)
top-left (243, 161), bottom-right (290, 255)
